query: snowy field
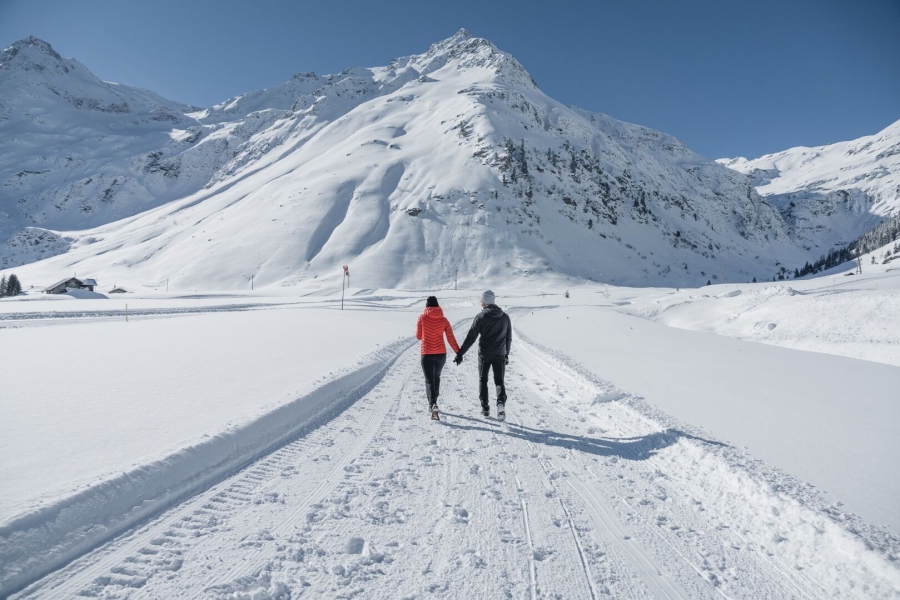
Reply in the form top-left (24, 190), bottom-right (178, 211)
top-left (1, 270), bottom-right (899, 598)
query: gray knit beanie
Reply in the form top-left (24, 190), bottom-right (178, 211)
top-left (480, 290), bottom-right (496, 305)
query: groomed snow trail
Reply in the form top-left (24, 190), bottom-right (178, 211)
top-left (15, 338), bottom-right (900, 599)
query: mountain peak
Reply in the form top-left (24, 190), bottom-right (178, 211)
top-left (1, 35), bottom-right (67, 72)
top-left (410, 29), bottom-right (537, 88)
top-left (451, 28), bottom-right (473, 41)
top-left (6, 35), bottom-right (59, 55)
top-left (424, 28), bottom-right (491, 57)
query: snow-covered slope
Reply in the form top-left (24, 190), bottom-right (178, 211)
top-left (719, 119), bottom-right (900, 253)
top-left (4, 31), bottom-right (810, 289)
top-left (0, 36), bottom-right (301, 268)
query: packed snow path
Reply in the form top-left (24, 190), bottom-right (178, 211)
top-left (15, 338), bottom-right (899, 598)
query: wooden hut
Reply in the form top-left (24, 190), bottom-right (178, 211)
top-left (41, 277), bottom-right (97, 294)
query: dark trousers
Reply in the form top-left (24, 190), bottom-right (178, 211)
top-left (478, 354), bottom-right (507, 409)
top-left (421, 353), bottom-right (446, 408)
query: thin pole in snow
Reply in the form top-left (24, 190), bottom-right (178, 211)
top-left (251, 275), bottom-right (254, 291)
top-left (125, 303), bottom-right (128, 323)
top-left (166, 278), bottom-right (169, 293)
top-left (341, 273), bottom-right (345, 311)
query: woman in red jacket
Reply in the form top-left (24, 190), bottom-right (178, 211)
top-left (416, 296), bottom-right (460, 420)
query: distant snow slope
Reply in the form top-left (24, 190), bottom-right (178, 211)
top-left (4, 31), bottom-right (815, 288)
top-left (617, 240), bottom-right (900, 367)
top-left (719, 119), bottom-right (900, 253)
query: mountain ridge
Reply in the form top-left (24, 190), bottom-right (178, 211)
top-left (718, 118), bottom-right (900, 252)
top-left (0, 32), bottom-right (859, 289)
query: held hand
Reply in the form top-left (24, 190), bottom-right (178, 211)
top-left (454, 354), bottom-right (463, 366)
top-left (505, 355), bottom-right (509, 365)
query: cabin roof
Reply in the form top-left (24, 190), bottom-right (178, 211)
top-left (42, 277), bottom-right (82, 292)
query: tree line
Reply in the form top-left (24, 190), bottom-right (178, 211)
top-left (784, 212), bottom-right (900, 280)
top-left (0, 274), bottom-right (23, 297)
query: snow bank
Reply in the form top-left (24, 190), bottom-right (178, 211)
top-left (621, 274), bottom-right (900, 367)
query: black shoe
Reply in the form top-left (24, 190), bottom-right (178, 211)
top-left (481, 408), bottom-right (490, 417)
top-left (497, 403), bottom-right (506, 422)
top-left (431, 405), bottom-right (440, 421)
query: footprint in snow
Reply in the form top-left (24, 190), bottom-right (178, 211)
top-left (533, 547), bottom-right (553, 561)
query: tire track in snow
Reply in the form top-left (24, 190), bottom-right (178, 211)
top-left (449, 361), bottom-right (544, 596)
top-left (201, 349), bottom-right (418, 592)
top-left (509, 412), bottom-right (602, 600)
top-left (557, 495), bottom-right (600, 600)
top-left (504, 340), bottom-right (688, 599)
top-left (451, 358), bottom-right (615, 599)
top-left (15, 346), bottom-right (418, 599)
top-left (511, 335), bottom-right (861, 599)
top-left (562, 464), bottom-right (690, 600)
top-left (515, 475), bottom-right (538, 600)
top-left (0, 302), bottom-right (290, 325)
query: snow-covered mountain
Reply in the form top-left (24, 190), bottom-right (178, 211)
top-left (3, 31), bottom-right (811, 289)
top-left (719, 119), bottom-right (900, 253)
top-left (0, 36), bottom-right (304, 268)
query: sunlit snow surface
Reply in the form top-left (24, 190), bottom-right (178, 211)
top-left (1, 264), bottom-right (898, 598)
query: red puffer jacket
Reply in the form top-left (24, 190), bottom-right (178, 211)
top-left (416, 307), bottom-right (460, 355)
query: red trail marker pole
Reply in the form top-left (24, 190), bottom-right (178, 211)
top-left (341, 265), bottom-right (349, 310)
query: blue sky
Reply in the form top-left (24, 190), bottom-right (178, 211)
top-left (2, 0), bottom-right (898, 159)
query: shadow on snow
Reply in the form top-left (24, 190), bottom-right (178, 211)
top-left (439, 412), bottom-right (727, 461)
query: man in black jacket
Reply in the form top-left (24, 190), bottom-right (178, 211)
top-left (454, 290), bottom-right (512, 419)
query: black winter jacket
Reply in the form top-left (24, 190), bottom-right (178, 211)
top-left (458, 305), bottom-right (512, 357)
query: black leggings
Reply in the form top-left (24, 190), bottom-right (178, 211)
top-left (421, 353), bottom-right (446, 408)
top-left (478, 354), bottom-right (507, 409)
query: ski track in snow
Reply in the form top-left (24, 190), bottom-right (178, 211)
top-left (13, 334), bottom-right (900, 599)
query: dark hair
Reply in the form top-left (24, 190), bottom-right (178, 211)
top-left (426, 296), bottom-right (439, 307)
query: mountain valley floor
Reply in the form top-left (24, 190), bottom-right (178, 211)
top-left (1, 267), bottom-right (898, 598)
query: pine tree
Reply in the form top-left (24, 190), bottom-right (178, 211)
top-left (0, 275), bottom-right (6, 298)
top-left (519, 139), bottom-right (528, 175)
top-left (752, 276), bottom-right (757, 283)
top-left (706, 279), bottom-right (712, 286)
top-left (7, 274), bottom-right (21, 296)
